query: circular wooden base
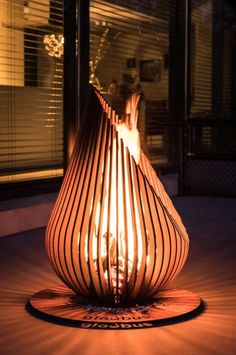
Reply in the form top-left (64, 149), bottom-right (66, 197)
top-left (28, 285), bottom-right (201, 329)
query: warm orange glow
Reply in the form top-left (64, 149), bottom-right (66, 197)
top-left (46, 86), bottom-right (189, 305)
top-left (0, 168), bottom-right (63, 183)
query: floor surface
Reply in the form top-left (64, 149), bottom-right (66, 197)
top-left (0, 197), bottom-right (236, 355)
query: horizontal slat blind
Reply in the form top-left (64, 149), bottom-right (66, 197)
top-left (190, 0), bottom-right (213, 114)
top-left (190, 0), bottom-right (235, 117)
top-left (0, 0), bottom-right (64, 184)
top-left (189, 0), bottom-right (236, 156)
top-left (89, 0), bottom-right (173, 164)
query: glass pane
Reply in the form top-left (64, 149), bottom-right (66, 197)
top-left (90, 0), bottom-right (172, 165)
top-left (0, 0), bottom-right (64, 183)
top-left (189, 0), bottom-right (236, 157)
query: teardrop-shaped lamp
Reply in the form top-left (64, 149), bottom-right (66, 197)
top-left (45, 87), bottom-right (189, 306)
top-left (29, 86), bottom-right (201, 328)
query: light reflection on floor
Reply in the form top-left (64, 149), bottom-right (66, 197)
top-left (0, 197), bottom-right (235, 355)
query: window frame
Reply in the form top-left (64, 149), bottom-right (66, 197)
top-left (0, 0), bottom-right (79, 201)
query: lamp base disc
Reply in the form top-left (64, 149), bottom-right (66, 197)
top-left (28, 285), bottom-right (202, 329)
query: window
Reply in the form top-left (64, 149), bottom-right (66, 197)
top-left (0, 0), bottom-right (64, 187)
top-left (189, 0), bottom-right (236, 157)
top-left (89, 0), bottom-right (176, 166)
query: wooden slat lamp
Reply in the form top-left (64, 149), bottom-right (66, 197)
top-left (29, 86), bottom-right (201, 326)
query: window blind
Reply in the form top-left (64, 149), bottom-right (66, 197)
top-left (89, 0), bottom-right (173, 165)
top-left (189, 0), bottom-right (236, 156)
top-left (0, 0), bottom-right (64, 184)
top-left (190, 0), bottom-right (235, 117)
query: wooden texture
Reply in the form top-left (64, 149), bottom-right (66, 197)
top-left (29, 285), bottom-right (201, 326)
top-left (46, 86), bottom-right (189, 305)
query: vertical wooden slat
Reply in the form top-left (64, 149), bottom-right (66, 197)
top-left (96, 118), bottom-right (112, 298)
top-left (131, 158), bottom-right (147, 300)
top-left (115, 131), bottom-right (119, 303)
top-left (136, 165), bottom-right (156, 297)
top-left (142, 176), bottom-right (165, 297)
top-left (153, 195), bottom-right (176, 292)
top-left (87, 113), bottom-right (109, 299)
top-left (125, 149), bottom-right (139, 302)
top-left (120, 139), bottom-right (129, 303)
top-left (106, 125), bottom-right (116, 299)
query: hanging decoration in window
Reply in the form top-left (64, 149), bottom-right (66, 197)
top-left (43, 33), bottom-right (64, 58)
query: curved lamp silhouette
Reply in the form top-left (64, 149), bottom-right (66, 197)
top-left (45, 87), bottom-right (189, 306)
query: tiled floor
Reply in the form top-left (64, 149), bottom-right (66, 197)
top-left (0, 197), bottom-right (235, 355)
